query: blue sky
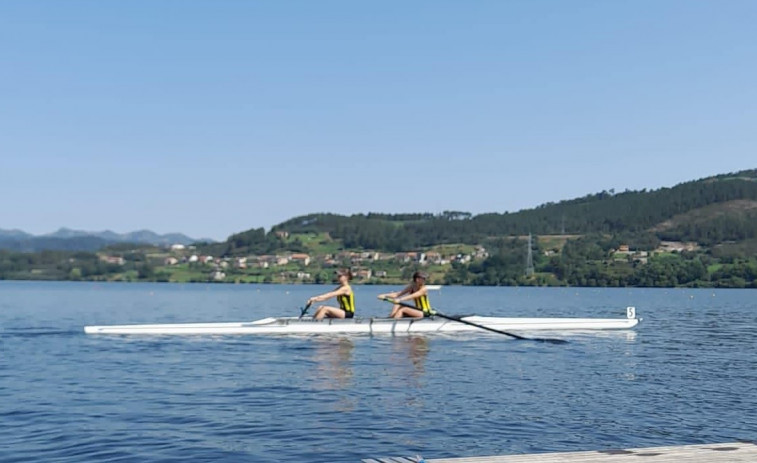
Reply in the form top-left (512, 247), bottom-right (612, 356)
top-left (1, 1), bottom-right (755, 241)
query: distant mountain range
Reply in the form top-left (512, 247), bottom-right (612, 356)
top-left (0, 228), bottom-right (212, 253)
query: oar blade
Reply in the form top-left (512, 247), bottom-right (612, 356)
top-left (299, 301), bottom-right (313, 319)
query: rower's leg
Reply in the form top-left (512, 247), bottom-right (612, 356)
top-left (388, 303), bottom-right (401, 318)
top-left (315, 306), bottom-right (345, 320)
top-left (393, 307), bottom-right (424, 319)
top-left (323, 307), bottom-right (346, 319)
top-left (391, 307), bottom-right (407, 319)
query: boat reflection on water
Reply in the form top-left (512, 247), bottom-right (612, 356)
top-left (309, 337), bottom-right (355, 391)
top-left (308, 337), bottom-right (357, 413)
top-left (386, 336), bottom-right (431, 411)
top-left (390, 335), bottom-right (430, 382)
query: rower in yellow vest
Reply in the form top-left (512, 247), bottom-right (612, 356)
top-left (378, 271), bottom-right (432, 319)
top-left (308, 269), bottom-right (356, 320)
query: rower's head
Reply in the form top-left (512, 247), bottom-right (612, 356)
top-left (336, 269), bottom-right (353, 282)
top-left (412, 271), bottom-right (428, 284)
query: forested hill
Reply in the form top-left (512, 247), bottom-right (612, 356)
top-left (217, 169), bottom-right (757, 255)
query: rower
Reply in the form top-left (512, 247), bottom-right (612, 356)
top-left (379, 271), bottom-right (433, 319)
top-left (307, 269), bottom-right (356, 320)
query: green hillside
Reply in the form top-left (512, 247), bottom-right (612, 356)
top-left (203, 169), bottom-right (757, 255)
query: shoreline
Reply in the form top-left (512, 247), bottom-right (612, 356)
top-left (1, 277), bottom-right (755, 289)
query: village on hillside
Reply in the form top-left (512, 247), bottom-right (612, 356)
top-left (114, 243), bottom-right (492, 284)
top-left (93, 237), bottom-right (703, 285)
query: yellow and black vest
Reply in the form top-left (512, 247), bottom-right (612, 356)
top-left (337, 290), bottom-right (355, 314)
top-left (414, 293), bottom-right (431, 315)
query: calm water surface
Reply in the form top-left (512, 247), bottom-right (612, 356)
top-left (1, 281), bottom-right (756, 462)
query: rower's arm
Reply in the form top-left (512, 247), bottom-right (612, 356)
top-left (396, 286), bottom-right (427, 303)
top-left (378, 285), bottom-right (411, 300)
top-left (377, 291), bottom-right (398, 299)
top-left (309, 286), bottom-right (349, 304)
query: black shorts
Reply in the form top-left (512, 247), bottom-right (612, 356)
top-left (342, 310), bottom-right (354, 319)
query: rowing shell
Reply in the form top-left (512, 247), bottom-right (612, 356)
top-left (84, 307), bottom-right (639, 335)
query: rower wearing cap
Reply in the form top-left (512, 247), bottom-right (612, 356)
top-left (379, 271), bottom-right (432, 319)
top-left (307, 269), bottom-right (356, 320)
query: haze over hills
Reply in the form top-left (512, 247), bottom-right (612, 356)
top-left (0, 229), bottom-right (33, 240)
top-left (41, 228), bottom-right (211, 245)
top-left (0, 228), bottom-right (211, 252)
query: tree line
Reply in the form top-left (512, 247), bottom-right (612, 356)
top-left (250, 170), bottom-right (757, 253)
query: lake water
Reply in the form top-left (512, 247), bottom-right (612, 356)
top-left (1, 281), bottom-right (756, 462)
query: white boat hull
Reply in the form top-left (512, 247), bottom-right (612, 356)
top-left (84, 308), bottom-right (639, 336)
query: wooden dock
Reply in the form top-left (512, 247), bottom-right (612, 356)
top-left (363, 441), bottom-right (757, 463)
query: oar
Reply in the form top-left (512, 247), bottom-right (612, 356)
top-left (299, 301), bottom-right (313, 319)
top-left (383, 298), bottom-right (567, 344)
